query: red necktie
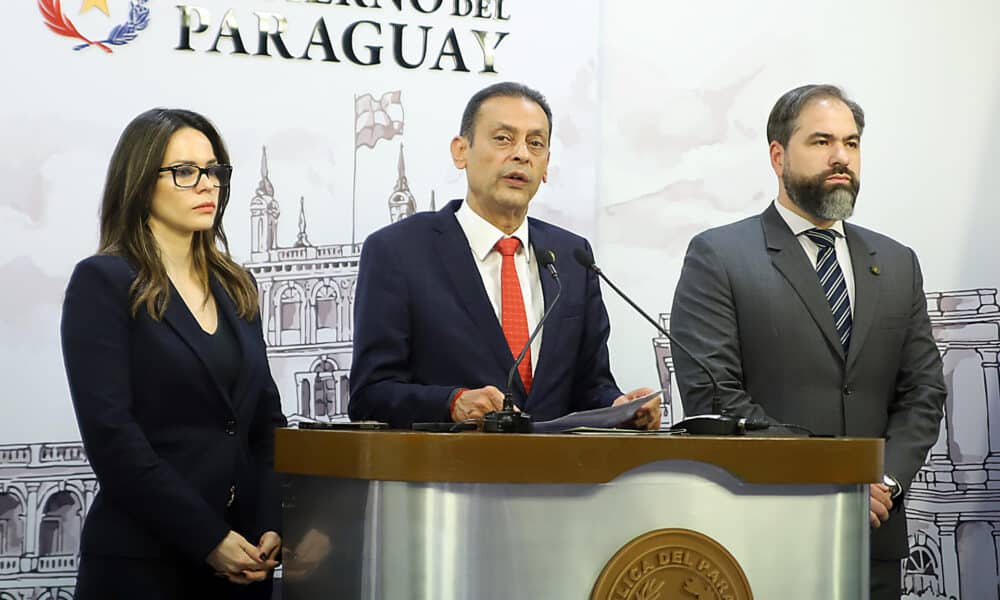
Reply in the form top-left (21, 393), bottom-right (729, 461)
top-left (495, 237), bottom-right (532, 394)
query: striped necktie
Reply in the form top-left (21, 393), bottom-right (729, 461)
top-left (803, 228), bottom-right (852, 352)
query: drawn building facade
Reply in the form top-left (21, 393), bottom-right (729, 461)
top-left (0, 443), bottom-right (91, 600)
top-left (245, 145), bottom-right (418, 424)
top-left (902, 289), bottom-right (1000, 599)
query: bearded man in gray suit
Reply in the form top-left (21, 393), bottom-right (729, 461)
top-left (669, 84), bottom-right (946, 600)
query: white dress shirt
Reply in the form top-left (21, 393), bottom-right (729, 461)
top-left (454, 201), bottom-right (544, 371)
top-left (774, 200), bottom-right (855, 315)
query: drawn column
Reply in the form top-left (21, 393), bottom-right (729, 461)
top-left (654, 314), bottom-right (676, 426)
top-left (82, 479), bottom-right (97, 516)
top-left (260, 280), bottom-right (273, 346)
top-left (982, 347), bottom-right (1000, 488)
top-left (19, 482), bottom-right (40, 573)
top-left (993, 525), bottom-right (1000, 600)
top-left (936, 515), bottom-right (960, 599)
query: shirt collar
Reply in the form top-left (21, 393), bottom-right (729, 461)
top-left (455, 200), bottom-right (531, 262)
top-left (774, 199), bottom-right (846, 239)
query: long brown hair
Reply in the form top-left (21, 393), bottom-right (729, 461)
top-left (98, 108), bottom-right (258, 320)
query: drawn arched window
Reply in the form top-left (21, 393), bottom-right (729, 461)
top-left (0, 493), bottom-right (23, 557)
top-left (314, 359), bottom-right (336, 373)
top-left (279, 286), bottom-right (303, 345)
top-left (39, 491), bottom-right (82, 556)
top-left (315, 285), bottom-right (339, 343)
top-left (33, 593), bottom-right (73, 600)
top-left (903, 544), bottom-right (941, 595)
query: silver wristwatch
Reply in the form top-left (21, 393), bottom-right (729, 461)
top-left (883, 474), bottom-right (902, 500)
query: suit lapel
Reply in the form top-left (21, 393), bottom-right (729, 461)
top-left (432, 201), bottom-right (515, 377)
top-left (844, 225), bottom-right (879, 371)
top-left (762, 204), bottom-right (846, 361)
top-left (526, 221), bottom-right (560, 401)
top-left (161, 279), bottom-right (236, 413)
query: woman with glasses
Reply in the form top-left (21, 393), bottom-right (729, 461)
top-left (61, 108), bottom-right (286, 599)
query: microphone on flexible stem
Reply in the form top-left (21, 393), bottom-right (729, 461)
top-left (483, 248), bottom-right (562, 433)
top-left (571, 247), bottom-right (769, 435)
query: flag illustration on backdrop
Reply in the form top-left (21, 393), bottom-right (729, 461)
top-left (355, 91), bottom-right (404, 149)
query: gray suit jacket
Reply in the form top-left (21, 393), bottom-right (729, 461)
top-left (670, 202), bottom-right (946, 560)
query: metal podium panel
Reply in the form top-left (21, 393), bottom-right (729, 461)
top-left (281, 459), bottom-right (868, 599)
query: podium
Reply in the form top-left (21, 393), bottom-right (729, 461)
top-left (275, 429), bottom-right (882, 599)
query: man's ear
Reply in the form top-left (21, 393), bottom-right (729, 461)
top-left (451, 136), bottom-right (468, 169)
top-left (541, 152), bottom-right (550, 183)
top-left (769, 141), bottom-right (784, 178)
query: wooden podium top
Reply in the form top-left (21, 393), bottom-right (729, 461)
top-left (275, 428), bottom-right (883, 485)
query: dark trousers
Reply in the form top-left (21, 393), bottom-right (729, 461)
top-left (75, 553), bottom-right (274, 600)
top-left (871, 558), bottom-right (902, 600)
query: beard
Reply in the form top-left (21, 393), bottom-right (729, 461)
top-left (783, 164), bottom-right (860, 222)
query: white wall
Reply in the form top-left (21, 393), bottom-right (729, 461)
top-left (597, 0), bottom-right (1000, 395)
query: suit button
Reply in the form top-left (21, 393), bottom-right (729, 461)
top-left (843, 386), bottom-right (854, 396)
top-left (225, 419), bottom-right (236, 436)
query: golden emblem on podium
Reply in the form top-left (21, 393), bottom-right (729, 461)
top-left (591, 528), bottom-right (753, 600)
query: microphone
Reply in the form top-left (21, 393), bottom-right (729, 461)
top-left (571, 247), bottom-right (769, 435)
top-left (483, 248), bottom-right (561, 433)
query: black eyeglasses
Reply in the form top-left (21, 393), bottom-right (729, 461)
top-left (158, 164), bottom-right (233, 189)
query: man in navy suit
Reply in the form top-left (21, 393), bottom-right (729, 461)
top-left (349, 82), bottom-right (659, 429)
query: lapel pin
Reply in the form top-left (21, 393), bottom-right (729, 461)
top-left (870, 265), bottom-right (880, 276)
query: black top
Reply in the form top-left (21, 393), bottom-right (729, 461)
top-left (200, 300), bottom-right (242, 397)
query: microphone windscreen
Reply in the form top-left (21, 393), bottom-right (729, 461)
top-left (573, 247), bottom-right (595, 269)
top-left (538, 249), bottom-right (556, 268)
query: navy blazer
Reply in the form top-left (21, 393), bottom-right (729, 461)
top-left (61, 255), bottom-right (286, 564)
top-left (349, 199), bottom-right (622, 428)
